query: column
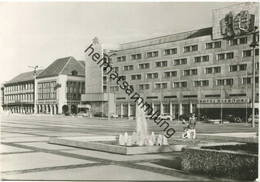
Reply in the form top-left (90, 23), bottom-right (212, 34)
top-left (120, 103), bottom-right (123, 118)
top-left (160, 102), bottom-right (163, 115)
top-left (170, 101), bottom-right (173, 116)
top-left (190, 102), bottom-right (193, 114)
top-left (151, 103), bottom-right (155, 114)
top-left (179, 103), bottom-right (183, 115)
top-left (50, 105), bottom-right (53, 115)
top-left (127, 103), bottom-right (131, 118)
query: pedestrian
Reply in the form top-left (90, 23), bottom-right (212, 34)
top-left (187, 113), bottom-right (197, 139)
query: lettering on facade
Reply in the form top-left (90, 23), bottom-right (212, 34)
top-left (200, 98), bottom-right (250, 104)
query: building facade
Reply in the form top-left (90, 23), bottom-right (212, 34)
top-left (36, 56), bottom-right (85, 114)
top-left (108, 2), bottom-right (259, 119)
top-left (1, 70), bottom-right (42, 113)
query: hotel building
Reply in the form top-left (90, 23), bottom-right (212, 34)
top-left (108, 3), bottom-right (259, 119)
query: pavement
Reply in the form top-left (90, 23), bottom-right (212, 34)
top-left (0, 114), bottom-right (258, 181)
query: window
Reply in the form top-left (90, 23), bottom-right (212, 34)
top-left (230, 39), bottom-right (238, 46)
top-left (226, 79), bottom-right (233, 86)
top-left (154, 83), bottom-right (167, 89)
top-left (131, 54), bottom-right (142, 60)
top-left (239, 64), bottom-right (247, 71)
top-left (217, 53), bottom-right (225, 60)
top-left (255, 48), bottom-right (259, 56)
top-left (139, 63), bottom-right (150, 69)
top-left (230, 65), bottom-right (238, 72)
top-left (164, 71), bottom-right (177, 78)
top-left (194, 56), bottom-right (201, 63)
top-left (202, 55), bottom-right (209, 62)
top-left (194, 55), bottom-right (209, 63)
top-left (216, 79), bottom-right (233, 86)
top-left (146, 51), bottom-right (158, 58)
top-left (216, 79), bottom-right (224, 86)
top-left (226, 52), bottom-right (234, 59)
top-left (174, 58), bottom-right (187, 65)
top-left (139, 84), bottom-right (150, 90)
top-left (243, 50), bottom-right (252, 57)
top-left (217, 52), bottom-right (234, 60)
top-left (239, 37), bottom-right (247, 44)
top-left (174, 81), bottom-right (187, 88)
top-left (194, 80), bottom-right (209, 87)
top-left (214, 67), bottom-right (221, 73)
top-left (131, 74), bottom-right (141, 80)
top-left (184, 45), bottom-right (198, 53)
top-left (117, 56), bottom-right (126, 62)
top-left (155, 61), bottom-right (167, 67)
top-left (146, 73), bottom-right (158, 79)
top-left (230, 64), bottom-right (247, 72)
top-left (183, 69), bottom-right (197, 76)
top-left (206, 41), bottom-right (221, 49)
top-left (123, 65), bottom-right (133, 71)
top-left (164, 48), bottom-right (177, 55)
top-left (243, 77), bottom-right (259, 84)
top-left (206, 67), bottom-right (212, 74)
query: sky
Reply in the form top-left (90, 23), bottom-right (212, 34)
top-left (0, 1), bottom-right (240, 84)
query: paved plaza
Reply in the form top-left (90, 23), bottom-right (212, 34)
top-left (0, 114), bottom-right (258, 181)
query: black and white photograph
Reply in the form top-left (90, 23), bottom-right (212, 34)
top-left (0, 1), bottom-right (259, 181)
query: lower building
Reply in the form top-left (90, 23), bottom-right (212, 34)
top-left (2, 70), bottom-right (42, 113)
top-left (35, 56), bottom-right (85, 114)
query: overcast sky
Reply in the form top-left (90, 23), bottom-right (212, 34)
top-left (0, 2), bottom-right (240, 84)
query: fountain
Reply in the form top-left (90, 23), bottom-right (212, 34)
top-left (48, 102), bottom-right (181, 155)
top-left (118, 103), bottom-right (168, 147)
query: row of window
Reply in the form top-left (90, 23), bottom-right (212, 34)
top-left (5, 83), bottom-right (34, 93)
top-left (116, 50), bottom-right (259, 72)
top-left (4, 93), bottom-right (34, 103)
top-left (123, 64), bottom-right (255, 80)
top-left (110, 77), bottom-right (259, 91)
top-left (38, 81), bottom-right (57, 100)
top-left (66, 81), bottom-right (85, 94)
top-left (115, 37), bottom-right (256, 62)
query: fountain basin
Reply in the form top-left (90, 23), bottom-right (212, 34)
top-left (181, 142), bottom-right (258, 180)
top-left (49, 136), bottom-right (185, 155)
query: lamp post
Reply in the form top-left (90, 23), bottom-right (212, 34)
top-left (29, 65), bottom-right (39, 114)
top-left (106, 52), bottom-right (116, 120)
top-left (249, 27), bottom-right (259, 128)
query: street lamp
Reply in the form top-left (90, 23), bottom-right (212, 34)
top-left (249, 26), bottom-right (259, 128)
top-left (105, 52), bottom-right (116, 120)
top-left (29, 65), bottom-right (39, 114)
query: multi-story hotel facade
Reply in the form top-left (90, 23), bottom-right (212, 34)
top-left (108, 2), bottom-right (259, 120)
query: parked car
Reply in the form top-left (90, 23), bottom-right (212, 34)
top-left (196, 113), bottom-right (208, 121)
top-left (248, 114), bottom-right (259, 123)
top-left (223, 115), bottom-right (243, 123)
top-left (159, 113), bottom-right (173, 121)
top-left (77, 111), bottom-right (88, 117)
top-left (111, 113), bottom-right (119, 118)
top-left (179, 113), bottom-right (190, 122)
top-left (93, 112), bottom-right (107, 118)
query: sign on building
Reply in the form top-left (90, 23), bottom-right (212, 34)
top-left (212, 2), bottom-right (259, 39)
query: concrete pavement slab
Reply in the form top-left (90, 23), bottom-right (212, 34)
top-left (1, 152), bottom-right (95, 171)
top-left (2, 164), bottom-right (186, 181)
top-left (1, 144), bottom-right (32, 153)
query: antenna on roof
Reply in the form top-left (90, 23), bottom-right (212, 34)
top-left (28, 65), bottom-right (42, 76)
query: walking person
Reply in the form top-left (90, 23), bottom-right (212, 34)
top-left (187, 113), bottom-right (197, 139)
